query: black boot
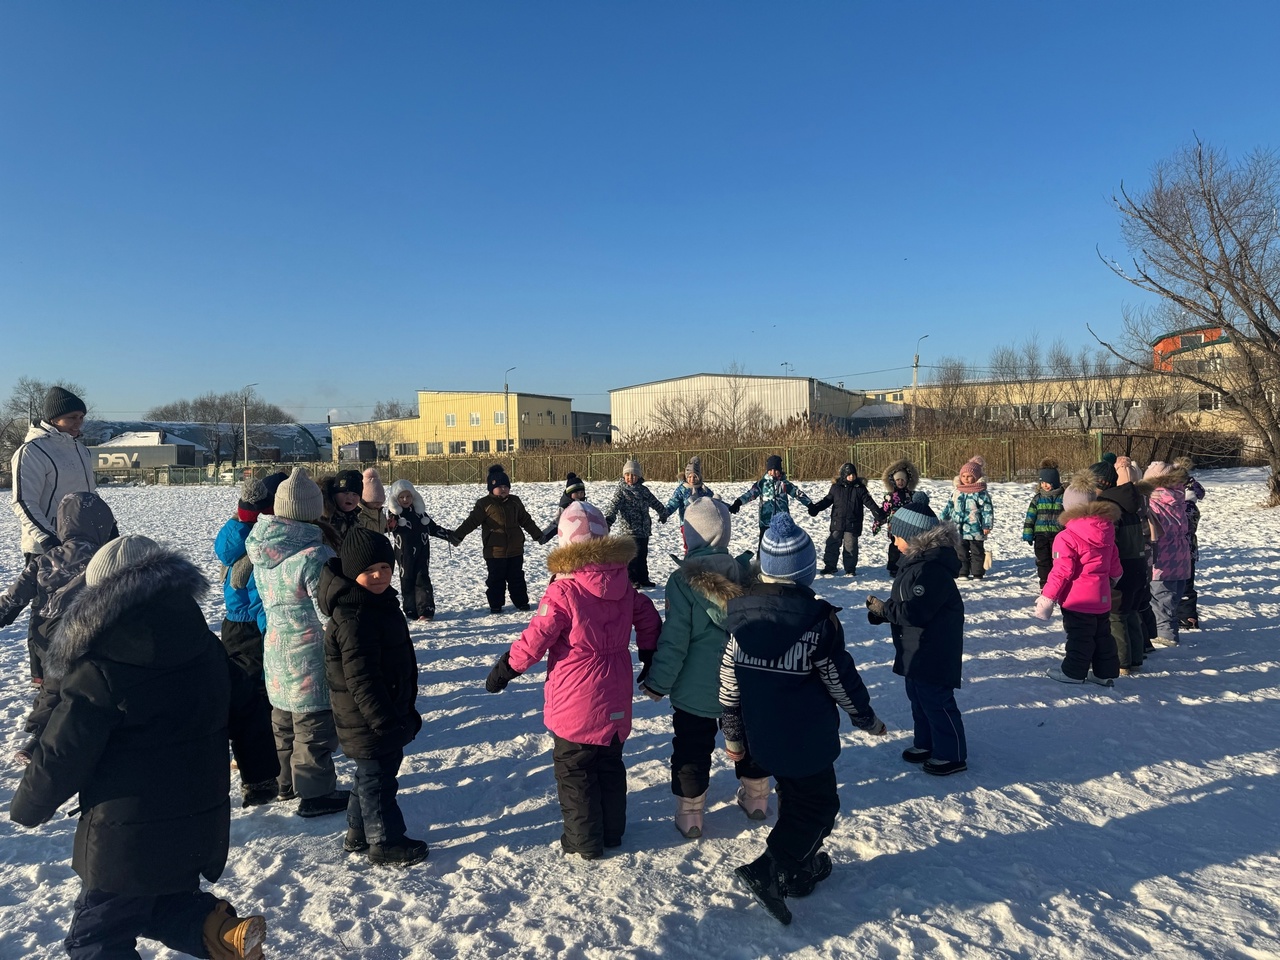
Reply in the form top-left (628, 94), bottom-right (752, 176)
top-left (734, 851), bottom-right (792, 924)
top-left (369, 836), bottom-right (428, 867)
top-left (784, 850), bottom-right (832, 898)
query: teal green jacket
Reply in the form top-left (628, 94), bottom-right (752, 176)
top-left (647, 547), bottom-right (748, 718)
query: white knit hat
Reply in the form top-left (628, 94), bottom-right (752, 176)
top-left (86, 535), bottom-right (160, 587)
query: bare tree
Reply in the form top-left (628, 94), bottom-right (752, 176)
top-left (923, 356), bottom-right (984, 430)
top-left (2, 377), bottom-right (90, 477)
top-left (711, 362), bottom-right (769, 441)
top-left (1096, 138), bottom-right (1280, 501)
top-left (372, 398), bottom-right (417, 420)
top-left (145, 387), bottom-right (294, 470)
top-left (650, 395), bottom-right (708, 435)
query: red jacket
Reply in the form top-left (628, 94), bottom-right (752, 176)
top-left (1043, 502), bottom-right (1122, 614)
top-left (508, 537), bottom-right (661, 746)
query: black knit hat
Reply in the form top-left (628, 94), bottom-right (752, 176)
top-left (333, 470), bottom-right (364, 496)
top-left (340, 526), bottom-right (395, 579)
top-left (256, 471), bottom-right (288, 514)
top-left (1088, 461), bottom-right (1118, 488)
top-left (765, 454), bottom-right (783, 471)
top-left (564, 472), bottom-right (585, 497)
top-left (44, 386), bottom-right (86, 422)
top-left (487, 464), bottom-right (512, 491)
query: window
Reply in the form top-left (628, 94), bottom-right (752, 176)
top-left (472, 439), bottom-right (490, 453)
top-left (1198, 392), bottom-right (1221, 411)
top-left (426, 442), bottom-right (443, 455)
top-left (1125, 399), bottom-right (1142, 409)
top-left (873, 393), bottom-right (887, 401)
top-left (892, 392), bottom-right (904, 402)
top-left (394, 442), bottom-right (419, 457)
top-left (1066, 402), bottom-right (1081, 417)
top-left (445, 413), bottom-right (456, 428)
top-left (562, 414), bottom-right (568, 425)
top-left (1093, 401), bottom-right (1106, 416)
top-left (1012, 405), bottom-right (1032, 420)
top-left (470, 412), bottom-right (481, 427)
top-left (536, 413), bottom-right (544, 425)
top-left (982, 406), bottom-right (996, 421)
top-left (375, 444), bottom-right (389, 459)
top-left (1180, 333), bottom-right (1204, 348)
top-left (496, 439), bottom-right (509, 453)
top-left (448, 440), bottom-right (466, 454)
top-left (494, 411), bottom-right (505, 425)
top-left (1038, 403), bottom-right (1054, 419)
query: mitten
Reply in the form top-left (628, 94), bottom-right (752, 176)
top-left (1022, 533), bottom-right (1034, 544)
top-left (866, 595), bottom-right (887, 625)
top-left (724, 740), bottom-right (746, 762)
top-left (861, 716), bottom-right (888, 736)
top-left (728, 499), bottom-right (742, 514)
top-left (484, 652), bottom-right (522, 693)
top-left (636, 648), bottom-right (655, 685)
top-left (807, 503), bottom-right (820, 516)
top-left (1032, 595), bottom-right (1055, 620)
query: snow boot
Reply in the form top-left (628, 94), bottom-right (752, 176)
top-left (296, 790), bottom-right (350, 818)
top-left (901, 747), bottom-right (932, 764)
top-left (675, 793), bottom-right (706, 839)
top-left (922, 758), bottom-right (968, 776)
top-left (737, 777), bottom-right (770, 821)
top-left (734, 851), bottom-right (792, 925)
top-left (343, 827), bottom-right (369, 853)
top-left (784, 850), bottom-right (833, 898)
top-left (369, 836), bottom-right (429, 867)
top-left (202, 900), bottom-right (266, 960)
top-left (1046, 665), bottom-right (1086, 684)
top-left (241, 779), bottom-right (277, 808)
top-left (1084, 671), bottom-right (1115, 688)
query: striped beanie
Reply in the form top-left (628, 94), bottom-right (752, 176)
top-left (758, 514), bottom-right (816, 586)
top-left (889, 496), bottom-right (938, 541)
top-left (564, 472), bottom-right (586, 497)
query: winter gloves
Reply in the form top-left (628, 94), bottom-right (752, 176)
top-left (484, 652), bottom-right (522, 693)
top-left (1033, 595), bottom-right (1056, 620)
top-left (807, 503), bottom-right (821, 516)
top-left (865, 595), bottom-right (887, 625)
top-left (727, 498), bottom-right (742, 514)
top-left (636, 648), bottom-right (654, 685)
top-left (861, 717), bottom-right (888, 736)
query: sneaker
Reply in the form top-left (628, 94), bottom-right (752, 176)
top-left (901, 747), bottom-right (932, 764)
top-left (241, 779), bottom-right (278, 808)
top-left (784, 850), bottom-right (833, 898)
top-left (296, 790), bottom-right (351, 818)
top-left (1085, 671), bottom-right (1116, 688)
top-left (202, 900), bottom-right (266, 960)
top-left (1046, 665), bottom-right (1086, 684)
top-left (1151, 636), bottom-right (1179, 648)
top-left (369, 837), bottom-right (429, 867)
top-left (734, 853), bottom-right (792, 925)
top-left (343, 827), bottom-right (369, 853)
top-left (922, 758), bottom-right (968, 776)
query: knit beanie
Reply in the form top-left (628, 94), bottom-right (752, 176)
top-left (1088, 461), bottom-right (1119, 488)
top-left (758, 514), bottom-right (816, 586)
top-left (1038, 458), bottom-right (1060, 488)
top-left (960, 456), bottom-right (985, 479)
top-left (557, 501), bottom-right (609, 544)
top-left (275, 467), bottom-right (324, 522)
top-left (564, 472), bottom-right (586, 497)
top-left (623, 459), bottom-right (643, 479)
top-left (333, 470), bottom-right (363, 496)
top-left (259, 472), bottom-right (288, 514)
top-left (86, 535), bottom-right (159, 587)
top-left (889, 499), bottom-right (939, 541)
top-left (44, 386), bottom-right (87, 422)
top-left (362, 468), bottom-right (386, 505)
top-left (685, 456), bottom-right (702, 481)
top-left (239, 475), bottom-right (271, 513)
top-left (340, 526), bottom-right (395, 579)
top-left (682, 496), bottom-right (731, 551)
top-left (487, 464), bottom-right (511, 491)
top-left (1101, 452), bottom-right (1118, 465)
top-left (1143, 461), bottom-right (1170, 481)
top-left (765, 454), bottom-right (783, 472)
top-left (1062, 478), bottom-right (1097, 511)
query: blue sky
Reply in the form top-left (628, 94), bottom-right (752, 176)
top-left (2, 2), bottom-right (1277, 422)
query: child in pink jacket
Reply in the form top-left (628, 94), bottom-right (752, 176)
top-left (1034, 473), bottom-right (1122, 686)
top-left (484, 501), bottom-right (662, 860)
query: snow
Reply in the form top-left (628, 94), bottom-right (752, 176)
top-left (1, 469), bottom-right (1278, 958)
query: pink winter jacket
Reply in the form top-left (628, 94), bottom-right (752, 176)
top-left (1042, 501), bottom-right (1122, 614)
top-left (1147, 478), bottom-right (1192, 582)
top-left (508, 536), bottom-right (661, 746)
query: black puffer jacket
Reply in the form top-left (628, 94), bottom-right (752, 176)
top-left (809, 464), bottom-right (885, 535)
top-left (719, 582), bottom-right (879, 779)
top-left (1098, 481), bottom-right (1153, 608)
top-left (880, 523), bottom-right (965, 689)
top-left (318, 559), bottom-right (421, 759)
top-left (10, 550), bottom-right (232, 895)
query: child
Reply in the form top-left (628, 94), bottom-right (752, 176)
top-left (1022, 459), bottom-right (1065, 588)
top-left (1143, 461), bottom-right (1192, 647)
top-left (728, 454), bottom-right (814, 542)
top-left (865, 500), bottom-right (967, 776)
top-left (319, 527), bottom-right (426, 867)
top-left (1034, 475), bottom-right (1122, 685)
top-left (452, 464), bottom-right (546, 614)
top-left (214, 472), bottom-right (288, 805)
top-left (665, 456), bottom-right (716, 523)
top-left (640, 496), bottom-right (749, 839)
top-left (11, 536), bottom-right (267, 960)
top-left (0, 491), bottom-right (117, 763)
top-left (1173, 456), bottom-right (1206, 629)
top-left (246, 467), bottom-right (350, 817)
top-left (1098, 459), bottom-right (1152, 674)
top-left (720, 514), bottom-right (886, 925)
top-left (602, 458), bottom-right (669, 588)
top-left (321, 469), bottom-right (385, 548)
top-left (386, 479), bottom-right (452, 621)
top-left (484, 501), bottom-right (661, 860)
top-left (939, 456), bottom-right (995, 579)
top-left (540, 472), bottom-right (588, 544)
top-left (807, 462), bottom-right (885, 576)
top-left (874, 458), bottom-right (920, 575)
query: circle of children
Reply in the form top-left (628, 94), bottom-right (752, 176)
top-left (3, 391), bottom-right (1208, 951)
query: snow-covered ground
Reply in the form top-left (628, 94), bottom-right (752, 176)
top-left (1, 469), bottom-right (1278, 959)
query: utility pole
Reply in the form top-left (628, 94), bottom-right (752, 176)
top-left (504, 367), bottom-right (517, 456)
top-left (242, 383), bottom-right (258, 470)
top-left (910, 336), bottom-right (928, 435)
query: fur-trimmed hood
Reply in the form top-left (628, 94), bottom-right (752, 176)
top-left (1144, 465), bottom-right (1191, 489)
top-left (683, 565), bottom-right (746, 609)
top-left (47, 548), bottom-right (210, 680)
top-left (903, 521), bottom-right (961, 558)
top-left (1059, 499), bottom-right (1121, 526)
top-left (547, 535), bottom-right (638, 598)
top-left (881, 458), bottom-right (920, 492)
top-left (387, 479), bottom-right (427, 517)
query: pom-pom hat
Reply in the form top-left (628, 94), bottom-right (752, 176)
top-left (758, 514), bottom-right (816, 586)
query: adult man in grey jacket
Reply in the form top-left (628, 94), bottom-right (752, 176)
top-left (10, 386), bottom-right (96, 559)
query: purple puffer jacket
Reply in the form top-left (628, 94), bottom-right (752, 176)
top-left (508, 536), bottom-right (661, 746)
top-left (1042, 502), bottom-right (1122, 614)
top-left (1147, 483), bottom-right (1191, 581)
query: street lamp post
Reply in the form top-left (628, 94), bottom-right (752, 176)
top-left (504, 367), bottom-right (517, 457)
top-left (910, 336), bottom-right (928, 435)
top-left (242, 383), bottom-right (259, 470)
